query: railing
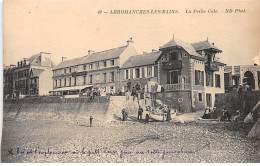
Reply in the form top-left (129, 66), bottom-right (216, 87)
top-left (162, 83), bottom-right (190, 91)
top-left (162, 60), bottom-right (182, 70)
top-left (205, 62), bottom-right (219, 71)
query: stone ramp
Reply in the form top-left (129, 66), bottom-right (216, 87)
top-left (105, 96), bottom-right (148, 122)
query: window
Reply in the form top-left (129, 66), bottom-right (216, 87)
top-left (206, 72), bottom-right (213, 87)
top-left (198, 93), bottom-right (202, 101)
top-left (125, 70), bottom-right (129, 79)
top-left (96, 62), bottom-right (99, 68)
top-left (89, 64), bottom-right (93, 69)
top-left (74, 77), bottom-right (77, 86)
top-left (83, 76), bottom-right (86, 84)
top-left (69, 78), bottom-right (71, 86)
top-left (110, 72), bottom-right (114, 82)
top-left (103, 73), bottom-right (106, 83)
top-left (169, 52), bottom-right (178, 61)
top-left (135, 68), bottom-right (140, 78)
top-left (96, 74), bottom-right (100, 83)
top-left (195, 70), bottom-right (204, 86)
top-left (64, 69), bottom-right (66, 73)
top-left (64, 78), bottom-right (67, 86)
top-left (55, 80), bottom-right (57, 87)
top-left (103, 61), bottom-right (107, 67)
top-left (59, 79), bottom-right (61, 87)
top-left (74, 66), bottom-right (77, 72)
top-left (195, 70), bottom-right (200, 85)
top-left (83, 65), bottom-right (86, 70)
top-left (201, 71), bottom-right (204, 86)
top-left (215, 74), bottom-right (221, 88)
top-left (110, 60), bottom-right (114, 66)
top-left (69, 68), bottom-right (72, 73)
top-left (89, 75), bottom-right (93, 84)
top-left (147, 67), bottom-right (152, 77)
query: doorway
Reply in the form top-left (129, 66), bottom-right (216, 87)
top-left (244, 71), bottom-right (255, 90)
top-left (206, 93), bottom-right (212, 107)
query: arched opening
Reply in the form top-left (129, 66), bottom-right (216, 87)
top-left (244, 71), bottom-right (255, 90)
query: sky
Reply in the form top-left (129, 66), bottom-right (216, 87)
top-left (3, 0), bottom-right (260, 67)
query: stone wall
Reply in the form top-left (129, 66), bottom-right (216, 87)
top-left (156, 90), bottom-right (192, 112)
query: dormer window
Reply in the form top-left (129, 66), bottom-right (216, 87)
top-left (83, 65), bottom-right (86, 70)
top-left (96, 62), bottom-right (99, 68)
top-left (89, 64), bottom-right (93, 69)
top-left (64, 69), bottom-right (66, 73)
top-left (103, 61), bottom-right (107, 67)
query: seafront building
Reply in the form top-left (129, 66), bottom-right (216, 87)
top-left (50, 36), bottom-right (225, 111)
top-left (118, 37), bottom-right (225, 111)
top-left (224, 65), bottom-right (260, 92)
top-left (4, 36), bottom-right (228, 111)
top-left (12, 52), bottom-right (55, 97)
top-left (50, 38), bottom-right (138, 96)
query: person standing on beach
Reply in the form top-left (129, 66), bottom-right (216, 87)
top-left (89, 116), bottom-right (93, 127)
top-left (132, 87), bottom-right (137, 101)
top-left (138, 106), bottom-right (143, 120)
top-left (127, 79), bottom-right (131, 92)
top-left (122, 108), bottom-right (126, 121)
top-left (166, 106), bottom-right (171, 121)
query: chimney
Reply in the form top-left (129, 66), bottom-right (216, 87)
top-left (88, 50), bottom-right (95, 56)
top-left (23, 58), bottom-right (28, 66)
top-left (20, 61), bottom-right (23, 67)
top-left (127, 37), bottom-right (134, 46)
top-left (62, 57), bottom-right (67, 62)
top-left (17, 62), bottom-right (20, 68)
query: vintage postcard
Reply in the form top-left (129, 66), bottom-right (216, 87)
top-left (2, 0), bottom-right (260, 163)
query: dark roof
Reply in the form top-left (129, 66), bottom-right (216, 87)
top-left (82, 45), bottom-right (128, 64)
top-left (54, 56), bottom-right (87, 70)
top-left (121, 51), bottom-right (161, 69)
top-left (159, 38), bottom-right (201, 57)
top-left (30, 68), bottom-right (45, 77)
top-left (27, 53), bottom-right (41, 62)
top-left (192, 40), bottom-right (222, 52)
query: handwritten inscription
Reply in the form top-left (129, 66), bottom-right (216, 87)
top-left (6, 142), bottom-right (210, 160)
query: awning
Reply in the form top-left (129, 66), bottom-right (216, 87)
top-left (50, 85), bottom-right (93, 92)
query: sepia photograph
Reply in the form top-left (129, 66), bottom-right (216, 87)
top-left (1, 0), bottom-right (260, 163)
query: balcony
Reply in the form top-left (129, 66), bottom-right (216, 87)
top-left (162, 83), bottom-right (190, 91)
top-left (162, 60), bottom-right (182, 70)
top-left (72, 71), bottom-right (88, 77)
top-left (205, 62), bottom-right (219, 71)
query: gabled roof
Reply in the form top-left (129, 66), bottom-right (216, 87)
top-left (192, 40), bottom-right (222, 53)
top-left (121, 51), bottom-right (162, 69)
top-left (24, 53), bottom-right (55, 68)
top-left (159, 38), bottom-right (201, 57)
top-left (54, 56), bottom-right (87, 70)
top-left (82, 45), bottom-right (128, 64)
top-left (30, 68), bottom-right (45, 77)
